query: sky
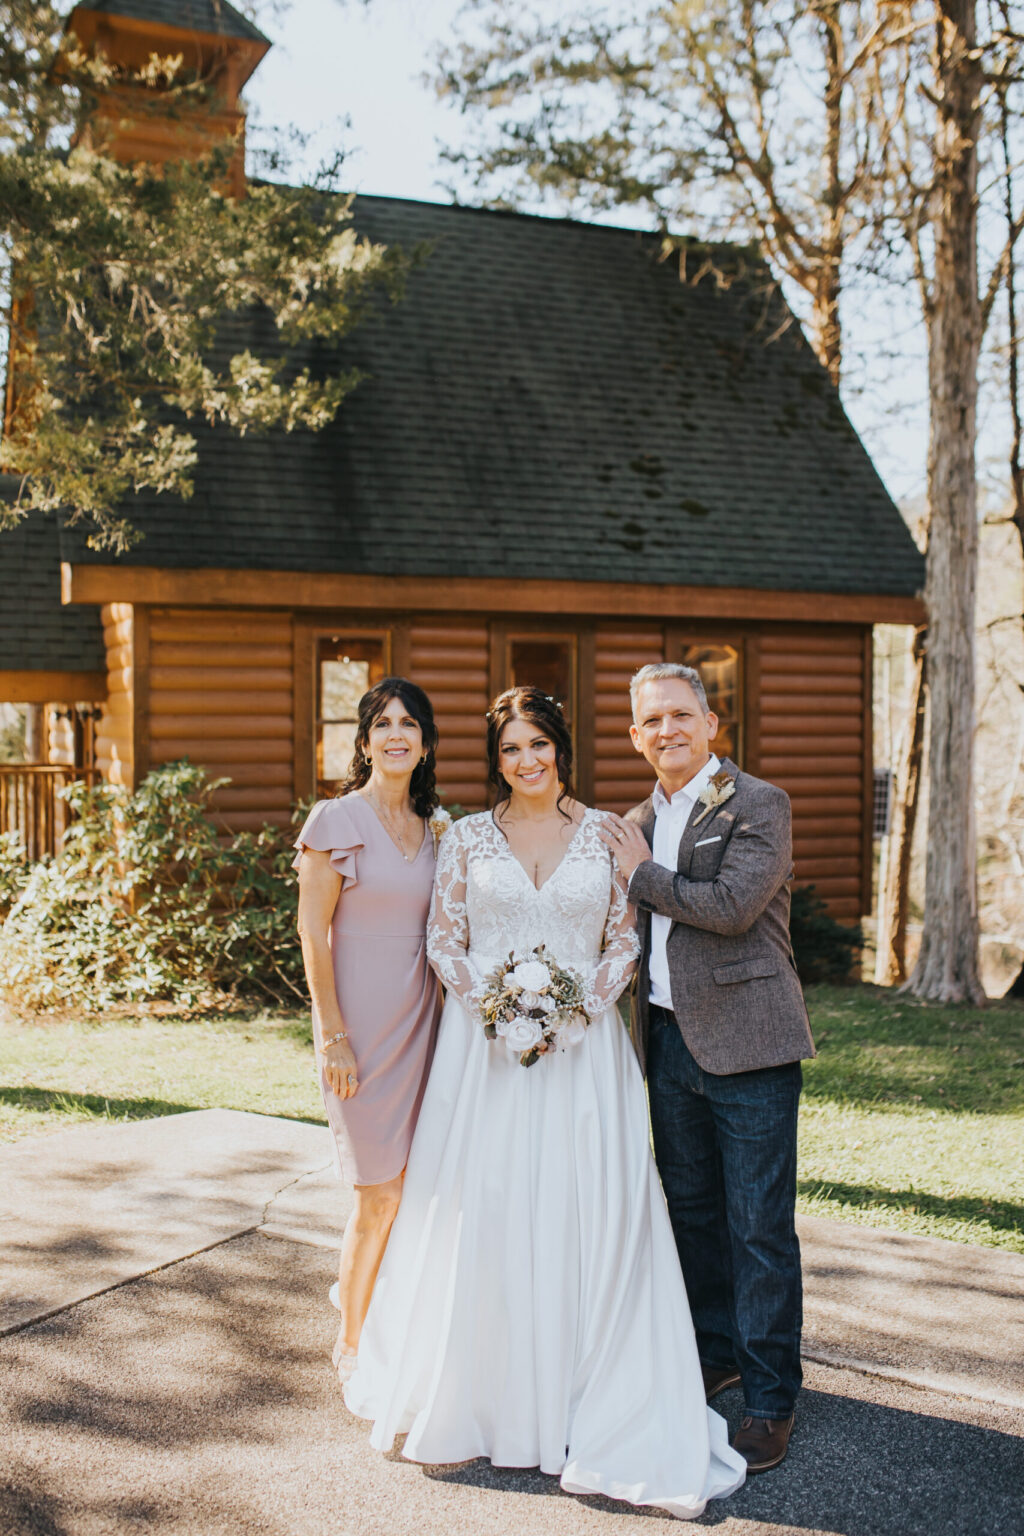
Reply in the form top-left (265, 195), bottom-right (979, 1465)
top-left (247, 0), bottom-right (465, 203)
top-left (242, 0), bottom-right (948, 515)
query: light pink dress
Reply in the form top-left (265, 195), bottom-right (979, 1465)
top-left (293, 795), bottom-right (442, 1186)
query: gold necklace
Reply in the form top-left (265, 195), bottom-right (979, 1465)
top-left (367, 791), bottom-right (414, 861)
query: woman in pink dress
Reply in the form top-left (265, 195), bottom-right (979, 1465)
top-left (294, 678), bottom-right (446, 1378)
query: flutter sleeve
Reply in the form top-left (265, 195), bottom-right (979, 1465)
top-left (291, 799), bottom-right (364, 891)
top-left (582, 825), bottom-right (641, 1014)
top-left (426, 821), bottom-right (487, 1014)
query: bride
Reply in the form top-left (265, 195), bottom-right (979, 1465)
top-left (343, 687), bottom-right (746, 1518)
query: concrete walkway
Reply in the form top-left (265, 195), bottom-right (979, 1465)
top-left (2, 1110), bottom-right (1022, 1535)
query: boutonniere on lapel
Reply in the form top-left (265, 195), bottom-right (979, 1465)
top-left (693, 769), bottom-right (736, 826)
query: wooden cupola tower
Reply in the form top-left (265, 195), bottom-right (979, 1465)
top-left (65, 1), bottom-right (271, 195)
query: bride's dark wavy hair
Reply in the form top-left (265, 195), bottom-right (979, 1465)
top-left (486, 686), bottom-right (575, 821)
top-left (339, 677), bottom-right (440, 818)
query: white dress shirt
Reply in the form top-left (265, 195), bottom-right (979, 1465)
top-left (647, 754), bottom-right (721, 1010)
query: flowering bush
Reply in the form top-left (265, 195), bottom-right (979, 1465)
top-left (0, 762), bottom-right (305, 1011)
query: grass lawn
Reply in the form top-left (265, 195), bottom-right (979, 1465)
top-left (0, 1008), bottom-right (322, 1140)
top-left (798, 984), bottom-right (1023, 1253)
top-left (1, 984), bottom-right (1021, 1253)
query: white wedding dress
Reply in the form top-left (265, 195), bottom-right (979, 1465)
top-left (344, 808), bottom-right (746, 1518)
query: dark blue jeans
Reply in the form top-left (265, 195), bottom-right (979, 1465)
top-left (647, 1006), bottom-right (803, 1419)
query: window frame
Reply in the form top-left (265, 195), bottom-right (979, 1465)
top-left (664, 628), bottom-right (749, 771)
top-left (293, 620), bottom-right (392, 801)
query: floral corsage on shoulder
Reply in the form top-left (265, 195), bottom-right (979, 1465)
top-left (428, 806), bottom-right (453, 851)
top-left (480, 946), bottom-right (589, 1068)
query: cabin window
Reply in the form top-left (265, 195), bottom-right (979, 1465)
top-left (506, 634), bottom-right (577, 726)
top-left (679, 642), bottom-right (742, 763)
top-left (316, 635), bottom-right (388, 795)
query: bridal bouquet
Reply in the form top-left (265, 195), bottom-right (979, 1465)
top-left (480, 945), bottom-right (589, 1068)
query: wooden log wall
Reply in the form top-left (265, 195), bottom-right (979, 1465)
top-left (46, 707), bottom-right (75, 767)
top-left (759, 626), bottom-right (868, 923)
top-left (147, 608), bottom-right (294, 830)
top-left (593, 624), bottom-right (665, 813)
top-left (111, 605), bottom-right (871, 915)
top-left (408, 621), bottom-right (490, 812)
top-left (95, 603), bottom-right (134, 786)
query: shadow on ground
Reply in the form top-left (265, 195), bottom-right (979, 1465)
top-left (798, 1176), bottom-right (1024, 1241)
top-left (422, 1382), bottom-right (1024, 1534)
top-left (0, 1084), bottom-right (326, 1128)
top-left (3, 1231), bottom-right (1022, 1536)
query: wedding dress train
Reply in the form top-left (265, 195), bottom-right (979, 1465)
top-left (343, 808), bottom-right (746, 1519)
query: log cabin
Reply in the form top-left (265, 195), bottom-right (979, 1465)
top-left (0, 0), bottom-right (926, 923)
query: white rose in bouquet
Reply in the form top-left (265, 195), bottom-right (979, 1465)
top-left (504, 1016), bottom-right (545, 1053)
top-left (518, 989), bottom-right (542, 1010)
top-left (494, 1015), bottom-right (511, 1038)
top-left (537, 995), bottom-right (557, 1013)
top-left (559, 1014), bottom-right (588, 1048)
top-left (511, 960), bottom-right (552, 992)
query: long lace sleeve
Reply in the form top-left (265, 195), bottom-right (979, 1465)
top-left (427, 822), bottom-right (487, 1014)
top-left (582, 849), bottom-right (641, 1015)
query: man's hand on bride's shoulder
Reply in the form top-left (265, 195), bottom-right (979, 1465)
top-left (598, 812), bottom-right (652, 882)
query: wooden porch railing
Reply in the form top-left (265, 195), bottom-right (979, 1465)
top-left (0, 765), bottom-right (100, 863)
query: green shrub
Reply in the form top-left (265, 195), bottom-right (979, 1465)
top-left (0, 762), bottom-right (304, 1011)
top-left (789, 883), bottom-right (862, 984)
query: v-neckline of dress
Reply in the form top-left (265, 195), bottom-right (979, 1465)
top-left (356, 794), bottom-right (428, 864)
top-left (490, 806), bottom-right (590, 894)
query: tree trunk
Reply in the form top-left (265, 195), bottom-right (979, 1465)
top-left (997, 41), bottom-right (1024, 1002)
top-left (875, 626), bottom-right (927, 984)
top-left (812, 1), bottom-right (844, 385)
top-left (908, 0), bottom-right (985, 1003)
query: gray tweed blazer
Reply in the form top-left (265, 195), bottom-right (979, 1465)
top-left (626, 758), bottom-right (815, 1077)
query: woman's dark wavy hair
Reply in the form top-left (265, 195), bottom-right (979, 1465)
top-left (339, 677), bottom-right (440, 818)
top-left (486, 686), bottom-right (575, 820)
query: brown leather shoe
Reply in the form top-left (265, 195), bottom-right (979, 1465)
top-left (732, 1413), bottom-right (795, 1472)
top-left (701, 1364), bottom-right (742, 1401)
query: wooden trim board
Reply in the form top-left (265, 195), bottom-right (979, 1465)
top-left (0, 670), bottom-right (108, 703)
top-left (63, 564), bottom-right (928, 626)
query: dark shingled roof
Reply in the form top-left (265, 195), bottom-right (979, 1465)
top-left (78, 0), bottom-right (269, 44)
top-left (4, 198), bottom-right (924, 680)
top-left (62, 197), bottom-right (924, 597)
top-left (0, 486), bottom-right (105, 674)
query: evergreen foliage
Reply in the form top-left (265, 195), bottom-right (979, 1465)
top-left (789, 883), bottom-right (862, 984)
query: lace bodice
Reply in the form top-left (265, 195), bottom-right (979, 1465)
top-left (427, 808), bottom-right (640, 1018)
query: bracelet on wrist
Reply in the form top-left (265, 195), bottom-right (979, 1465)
top-left (320, 1030), bottom-right (348, 1052)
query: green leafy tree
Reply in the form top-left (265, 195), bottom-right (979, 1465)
top-left (0, 0), bottom-right (406, 551)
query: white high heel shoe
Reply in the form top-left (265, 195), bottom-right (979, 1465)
top-left (332, 1329), bottom-right (358, 1382)
top-left (329, 1286), bottom-right (357, 1381)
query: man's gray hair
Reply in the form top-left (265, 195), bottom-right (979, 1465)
top-left (630, 662), bottom-right (710, 721)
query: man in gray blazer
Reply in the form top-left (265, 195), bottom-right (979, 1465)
top-left (602, 662), bottom-right (815, 1474)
